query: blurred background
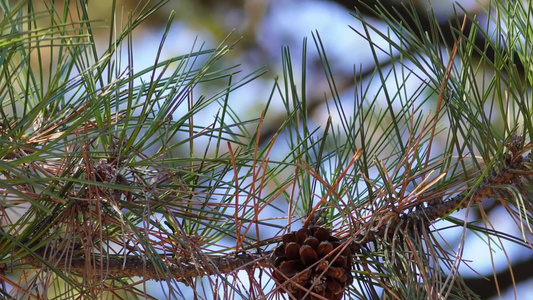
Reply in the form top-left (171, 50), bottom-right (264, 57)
top-left (28, 0), bottom-right (532, 298)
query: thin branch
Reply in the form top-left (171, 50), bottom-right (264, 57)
top-left (12, 149), bottom-right (531, 282)
top-left (22, 252), bottom-right (273, 283)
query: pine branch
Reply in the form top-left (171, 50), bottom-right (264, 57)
top-left (2, 0), bottom-right (533, 298)
top-left (18, 251), bottom-right (273, 283)
top-left (8, 144), bottom-right (530, 285)
top-left (351, 147), bottom-right (532, 247)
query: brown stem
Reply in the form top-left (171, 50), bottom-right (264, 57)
top-left (13, 150), bottom-right (532, 283)
top-left (24, 251), bottom-right (274, 283)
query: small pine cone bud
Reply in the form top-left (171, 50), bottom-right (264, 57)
top-left (272, 226), bottom-right (353, 299)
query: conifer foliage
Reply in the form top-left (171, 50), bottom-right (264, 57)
top-left (0, 0), bottom-right (532, 299)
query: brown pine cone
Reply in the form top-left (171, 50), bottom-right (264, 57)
top-left (273, 226), bottom-right (353, 300)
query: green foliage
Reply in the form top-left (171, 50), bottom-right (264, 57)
top-left (0, 0), bottom-right (532, 299)
top-left (0, 0), bottom-right (265, 298)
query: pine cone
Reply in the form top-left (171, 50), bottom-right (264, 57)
top-left (273, 226), bottom-right (353, 300)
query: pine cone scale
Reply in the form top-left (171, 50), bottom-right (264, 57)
top-left (272, 226), bottom-right (354, 299)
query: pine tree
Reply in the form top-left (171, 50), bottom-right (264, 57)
top-left (0, 0), bottom-right (532, 299)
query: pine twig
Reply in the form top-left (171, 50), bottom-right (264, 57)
top-left (14, 143), bottom-right (531, 282)
top-left (22, 251), bottom-right (273, 283)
